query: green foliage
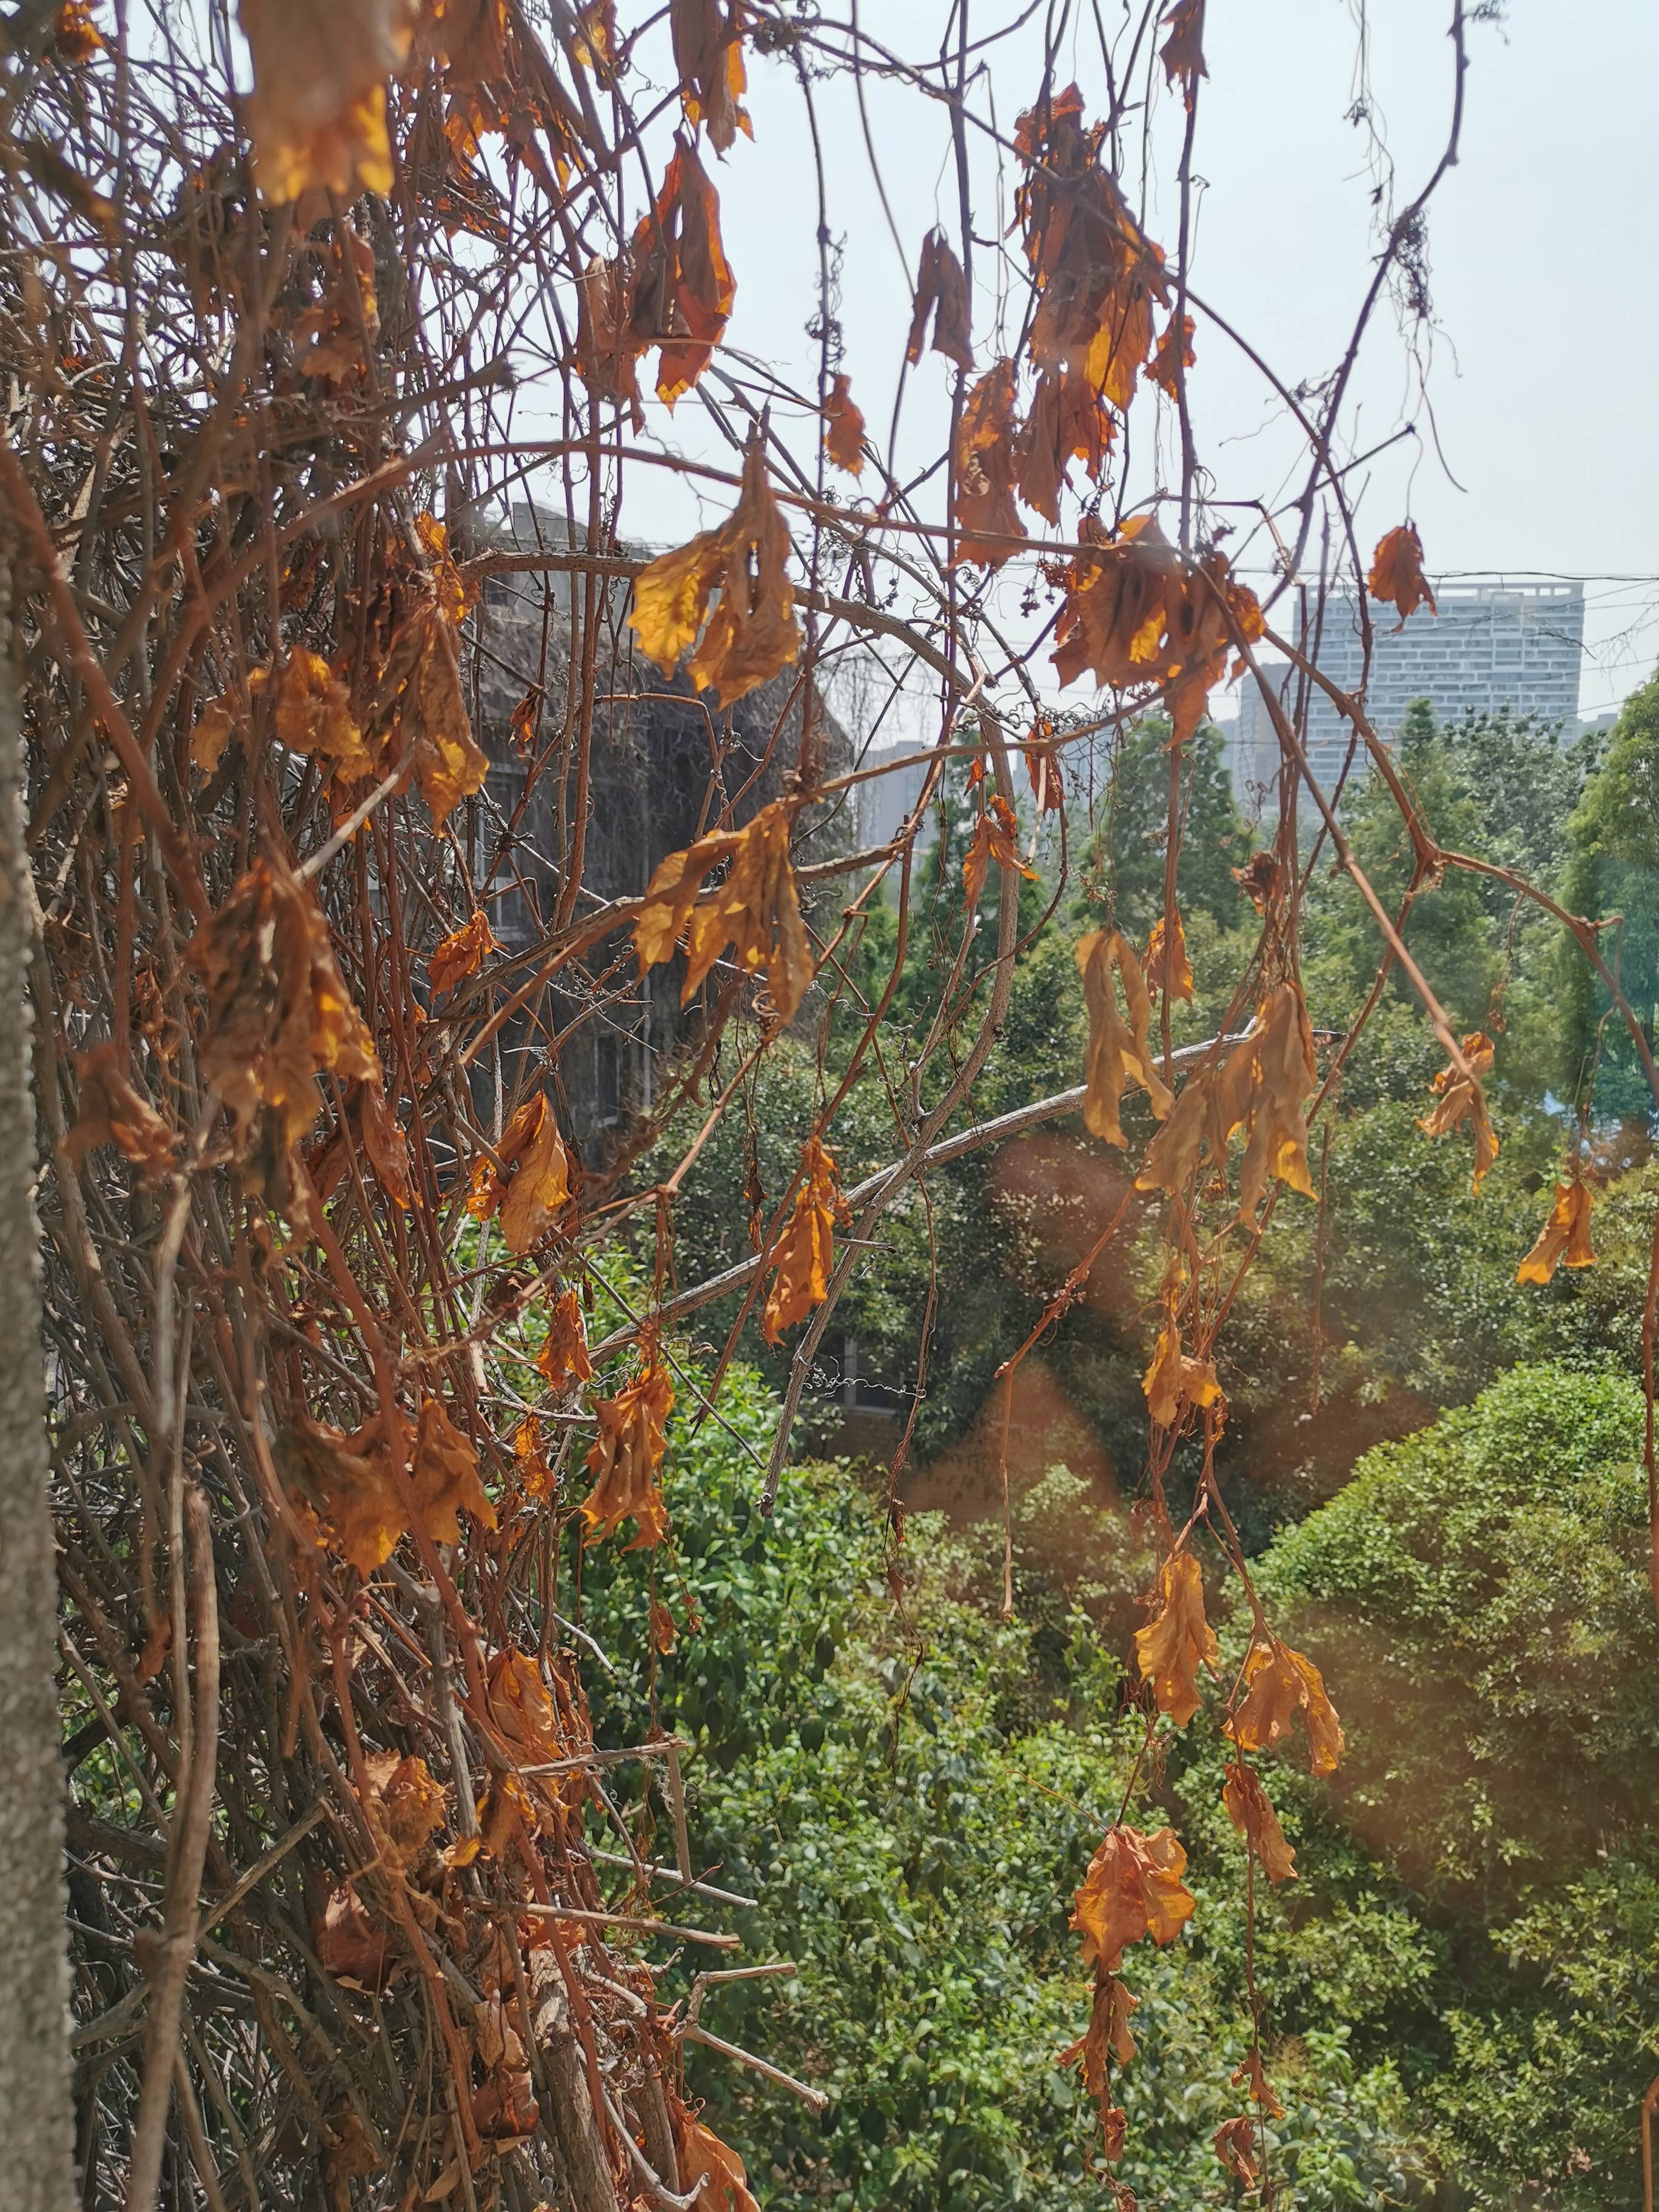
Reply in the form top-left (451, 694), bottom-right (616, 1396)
top-left (1081, 716), bottom-right (1253, 938)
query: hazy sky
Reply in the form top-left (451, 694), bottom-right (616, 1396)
top-left (584, 0), bottom-right (1658, 723)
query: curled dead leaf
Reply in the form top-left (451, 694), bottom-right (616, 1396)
top-left (671, 0), bottom-right (750, 153)
top-left (635, 798), bottom-right (814, 1022)
top-left (363, 1750), bottom-right (447, 1871)
top-left (582, 1353), bottom-right (674, 1549)
top-left (1075, 929), bottom-right (1173, 1147)
top-left (762, 1136), bottom-right (845, 1345)
top-left (952, 360), bottom-right (1027, 569)
top-left (1144, 908), bottom-right (1193, 1002)
top-left (1213, 2114), bottom-right (1259, 2189)
top-left (1228, 1635), bottom-right (1344, 1776)
top-left (236, 0), bottom-right (411, 204)
top-left (628, 439), bottom-right (799, 707)
top-left (427, 908), bottom-right (499, 998)
top-left (1133, 1551), bottom-right (1217, 1726)
top-left (1059, 1969), bottom-right (1138, 2097)
top-left (904, 227), bottom-right (973, 372)
top-left (1421, 1031), bottom-right (1499, 1195)
top-left (1072, 1822), bottom-right (1196, 1971)
top-left (1159, 0), bottom-right (1207, 102)
top-left (410, 1397), bottom-right (497, 1546)
top-left (1222, 1760), bottom-right (1298, 1883)
top-left (1517, 1179), bottom-right (1595, 1284)
top-left (536, 1286), bottom-right (594, 1393)
top-left (1016, 368), bottom-right (1114, 526)
top-left (280, 1414), bottom-right (407, 1576)
top-left (822, 371), bottom-right (865, 475)
top-left (1368, 522), bottom-right (1437, 626)
top-left (676, 2113), bottom-right (760, 2212)
top-left (628, 135), bottom-right (735, 406)
top-left (65, 1044), bottom-right (176, 1180)
top-left (964, 794), bottom-right (1035, 910)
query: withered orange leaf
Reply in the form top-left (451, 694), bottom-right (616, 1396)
top-left (193, 857), bottom-right (380, 1153)
top-left (1015, 367), bottom-right (1114, 526)
top-left (628, 439), bottom-right (799, 708)
top-left (635, 798), bottom-right (814, 1022)
top-left (574, 253), bottom-right (646, 425)
top-left (386, 605), bottom-right (489, 829)
top-left (1075, 928), bottom-right (1173, 1147)
top-left (65, 1044), bottom-right (176, 1180)
top-left (1213, 2116), bottom-right (1259, 2190)
top-left (1015, 84), bottom-right (1167, 406)
top-left (509, 689), bottom-right (540, 756)
top-left (676, 2114), bottom-right (760, 2212)
top-left (316, 1880), bottom-right (394, 1988)
top-left (363, 1750), bottom-right (446, 1871)
top-left (1059, 1971), bottom-right (1138, 2096)
top-left (1144, 908), bottom-right (1193, 1002)
top-left (904, 227), bottom-right (973, 372)
top-left (952, 360), bottom-right (1027, 569)
top-left (1148, 312), bottom-right (1195, 400)
top-left (1233, 849), bottom-right (1282, 913)
top-left (1159, 0), bottom-right (1207, 104)
top-left (495, 1093), bottom-right (575, 1254)
top-left (536, 1286), bottom-right (594, 1392)
top-left (1222, 1760), bottom-right (1298, 1882)
top-left (1134, 1551), bottom-right (1217, 1726)
top-left (509, 1418), bottom-right (554, 1504)
top-left (1142, 1308), bottom-right (1222, 1432)
top-left (189, 697), bottom-right (237, 777)
top-left (822, 372), bottom-right (866, 475)
top-left (1517, 1179), bottom-right (1595, 1284)
top-left (1228, 1635), bottom-right (1344, 1776)
top-left (280, 1415), bottom-right (406, 1577)
top-left (762, 1136), bottom-right (845, 1345)
top-left (1136, 982), bottom-right (1315, 1218)
top-left (964, 794), bottom-right (1035, 910)
top-left (427, 908), bottom-right (499, 998)
top-left (583, 1352), bottom-right (674, 1549)
top-left (359, 1084), bottom-right (414, 1209)
top-left (1071, 1823), bottom-right (1196, 1971)
top-left (53, 2), bottom-right (104, 64)
top-left (1052, 515), bottom-right (1182, 691)
top-left (1368, 522), bottom-right (1437, 626)
top-left (1421, 1031), bottom-right (1500, 1195)
top-left (486, 1646), bottom-right (566, 1766)
top-left (1232, 2045), bottom-right (1285, 2120)
top-left (237, 0), bottom-right (411, 203)
top-left (627, 135), bottom-right (736, 406)
top-left (411, 1397), bottom-right (497, 1546)
top-left (670, 0), bottom-right (750, 153)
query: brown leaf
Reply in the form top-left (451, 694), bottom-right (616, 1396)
top-left (189, 697), bottom-right (237, 776)
top-left (363, 1751), bottom-right (447, 1870)
top-left (280, 1415), bottom-right (407, 1577)
top-left (762, 1137), bottom-right (845, 1345)
top-left (635, 798), bottom-right (814, 1022)
top-left (628, 438), bottom-right (799, 707)
top-left (964, 794), bottom-right (1036, 910)
top-left (1148, 311), bottom-right (1195, 400)
top-left (627, 135), bottom-right (736, 406)
top-left (1213, 2115), bottom-right (1259, 2189)
top-left (1135, 983), bottom-right (1315, 1219)
top-left (1228, 1635), bottom-right (1344, 1776)
top-left (677, 2114), bottom-right (760, 2212)
top-left (1059, 1970), bottom-right (1139, 2096)
top-left (535, 1287), bottom-right (594, 1392)
top-left (389, 603), bottom-right (489, 828)
top-left (1159, 0), bottom-right (1207, 104)
top-left (236, 0), bottom-right (411, 204)
top-left (316, 1880), bottom-right (394, 1988)
top-left (1232, 2045), bottom-right (1285, 2120)
top-left (65, 1044), bottom-right (176, 1179)
top-left (509, 689), bottom-right (540, 755)
top-left (574, 252), bottom-right (646, 424)
top-left (670, 0), bottom-right (750, 153)
top-left (952, 360), bottom-right (1027, 568)
top-left (1016, 368), bottom-right (1114, 525)
top-left (1144, 909), bottom-right (1193, 1002)
top-left (1222, 1760), bottom-right (1298, 1882)
top-left (1420, 1031), bottom-right (1500, 1194)
top-left (193, 857), bottom-right (380, 1154)
top-left (904, 227), bottom-right (973, 372)
top-left (410, 1397), bottom-right (497, 1546)
top-left (1052, 516), bottom-right (1182, 692)
top-left (427, 908), bottom-right (499, 998)
top-left (1071, 1823), bottom-right (1196, 1971)
top-left (1025, 728), bottom-right (1066, 813)
top-left (1141, 1309), bottom-right (1222, 1432)
top-left (494, 1093), bottom-right (574, 1253)
top-left (1517, 1179), bottom-right (1595, 1284)
top-left (1075, 929), bottom-right (1173, 1147)
top-left (52, 2), bottom-right (104, 64)
top-left (486, 1647), bottom-right (566, 1766)
top-left (583, 1353), bottom-right (674, 1549)
top-left (1014, 84), bottom-right (1167, 406)
top-left (1367, 523), bottom-right (1437, 626)
top-left (1232, 850), bottom-right (1282, 913)
top-left (359, 1084), bottom-right (414, 1208)
top-left (1134, 1551), bottom-right (1217, 1726)
top-left (822, 372), bottom-right (866, 475)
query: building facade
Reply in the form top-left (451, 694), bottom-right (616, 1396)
top-left (1230, 578), bottom-right (1586, 811)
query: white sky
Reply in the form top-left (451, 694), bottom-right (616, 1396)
top-left (557, 0), bottom-right (1658, 727)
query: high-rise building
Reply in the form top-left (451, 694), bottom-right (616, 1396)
top-left (1230, 577), bottom-right (1585, 811)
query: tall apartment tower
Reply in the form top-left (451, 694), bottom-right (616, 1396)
top-left (1230, 577), bottom-right (1586, 811)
